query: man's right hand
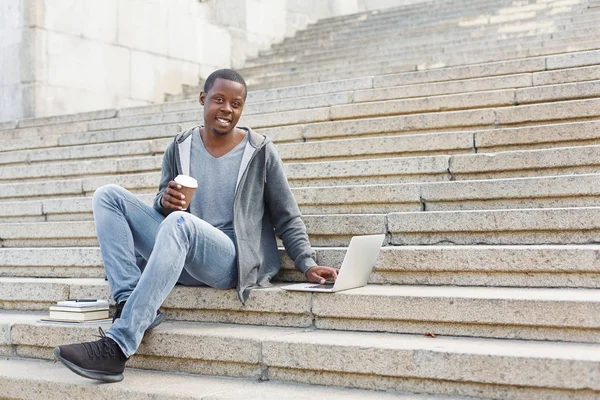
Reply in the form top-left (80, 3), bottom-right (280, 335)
top-left (160, 181), bottom-right (188, 210)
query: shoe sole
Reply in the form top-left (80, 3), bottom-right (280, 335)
top-left (53, 347), bottom-right (124, 383)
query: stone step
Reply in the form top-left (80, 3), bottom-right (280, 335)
top-left (0, 172), bottom-right (158, 202)
top-left (281, 120), bottom-right (600, 161)
top-left (257, 28), bottom-right (554, 65)
top-left (4, 173), bottom-right (600, 223)
top-left (0, 214), bottom-right (386, 247)
top-left (243, 29), bottom-right (586, 77)
top-left (0, 357), bottom-right (456, 400)
top-left (258, 20), bottom-right (574, 65)
top-left (2, 314), bottom-right (598, 399)
top-left (2, 139), bottom-right (600, 190)
top-left (8, 106), bottom-right (600, 168)
top-left (5, 206), bottom-right (600, 248)
top-left (285, 145), bottom-right (600, 186)
top-left (138, 77), bottom-right (375, 117)
top-left (5, 49), bottom-right (599, 143)
top-left (281, 2), bottom-right (576, 47)
top-left (389, 206), bottom-right (600, 245)
top-left (300, 98), bottom-right (600, 141)
top-left (2, 278), bottom-right (599, 343)
top-left (3, 244), bottom-right (600, 289)
top-left (243, 42), bottom-right (600, 90)
top-left (23, 94), bottom-right (600, 157)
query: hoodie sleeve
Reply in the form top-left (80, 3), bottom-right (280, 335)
top-left (153, 139), bottom-right (178, 217)
top-left (263, 143), bottom-right (317, 275)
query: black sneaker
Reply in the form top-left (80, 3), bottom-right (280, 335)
top-left (53, 327), bottom-right (128, 382)
top-left (113, 301), bottom-right (165, 331)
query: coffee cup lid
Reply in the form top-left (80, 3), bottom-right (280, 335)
top-left (174, 175), bottom-right (198, 188)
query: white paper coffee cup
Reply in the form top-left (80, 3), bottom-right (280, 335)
top-left (174, 175), bottom-right (198, 207)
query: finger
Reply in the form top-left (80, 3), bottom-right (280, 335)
top-left (166, 187), bottom-right (185, 200)
top-left (163, 194), bottom-right (185, 210)
top-left (168, 181), bottom-right (182, 190)
top-left (308, 272), bottom-right (326, 284)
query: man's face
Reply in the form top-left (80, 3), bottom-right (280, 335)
top-left (199, 78), bottom-right (246, 136)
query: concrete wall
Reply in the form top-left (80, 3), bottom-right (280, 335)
top-left (0, 0), bottom-right (419, 122)
top-left (0, 0), bottom-right (37, 122)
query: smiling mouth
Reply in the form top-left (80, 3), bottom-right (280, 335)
top-left (216, 117), bottom-right (231, 124)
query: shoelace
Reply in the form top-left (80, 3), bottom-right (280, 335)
top-left (82, 327), bottom-right (116, 359)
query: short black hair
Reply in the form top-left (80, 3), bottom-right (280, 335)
top-left (203, 69), bottom-right (247, 99)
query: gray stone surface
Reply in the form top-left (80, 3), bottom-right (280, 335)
top-left (420, 173), bottom-right (600, 210)
top-left (301, 214), bottom-right (387, 246)
top-left (3, 313), bottom-right (599, 398)
top-left (285, 156), bottom-right (451, 187)
top-left (26, 140), bottom-right (154, 164)
top-left (331, 90), bottom-right (515, 120)
top-left (388, 207), bottom-right (600, 245)
top-left (241, 107), bottom-right (331, 129)
top-left (278, 131), bottom-right (474, 162)
top-left (248, 76), bottom-right (374, 103)
top-left (517, 80), bottom-right (600, 104)
top-left (16, 109), bottom-right (117, 129)
top-left (497, 97), bottom-right (600, 125)
top-left (303, 109), bottom-right (496, 140)
top-left (312, 285), bottom-right (600, 342)
top-left (0, 357), bottom-right (465, 400)
top-left (546, 49), bottom-right (600, 70)
top-left (0, 179), bottom-right (83, 200)
top-left (0, 135), bottom-right (60, 153)
top-left (262, 329), bottom-right (600, 390)
top-left (82, 172), bottom-right (161, 194)
top-left (4, 277), bottom-right (600, 342)
top-left (0, 122), bottom-right (89, 141)
top-left (0, 201), bottom-right (42, 218)
top-left (88, 111), bottom-right (199, 132)
top-left (59, 124), bottom-right (181, 146)
top-left (475, 120), bottom-right (600, 151)
top-left (245, 92), bottom-right (352, 116)
top-left (373, 58), bottom-right (545, 88)
top-left (450, 145), bottom-right (600, 179)
top-left (355, 74), bottom-right (532, 103)
top-left (533, 65), bottom-right (600, 86)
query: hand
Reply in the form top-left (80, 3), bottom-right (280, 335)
top-left (306, 266), bottom-right (339, 285)
top-left (160, 181), bottom-right (187, 210)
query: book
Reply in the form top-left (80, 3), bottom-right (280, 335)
top-left (48, 309), bottom-right (110, 321)
top-left (49, 305), bottom-right (109, 313)
top-left (56, 299), bottom-right (109, 308)
top-left (43, 298), bottom-right (111, 324)
top-left (38, 318), bottom-right (112, 325)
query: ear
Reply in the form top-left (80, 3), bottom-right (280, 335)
top-left (199, 92), bottom-right (205, 106)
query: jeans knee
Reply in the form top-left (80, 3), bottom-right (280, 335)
top-left (162, 211), bottom-right (193, 231)
top-left (93, 184), bottom-right (125, 207)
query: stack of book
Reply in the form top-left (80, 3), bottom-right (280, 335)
top-left (42, 299), bottom-right (111, 323)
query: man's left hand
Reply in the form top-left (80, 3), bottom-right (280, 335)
top-left (306, 266), bottom-right (339, 284)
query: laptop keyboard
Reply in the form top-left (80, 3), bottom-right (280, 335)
top-left (308, 283), bottom-right (335, 289)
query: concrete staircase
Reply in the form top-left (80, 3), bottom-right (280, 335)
top-left (2, 1), bottom-right (600, 399)
top-left (168, 0), bottom-right (600, 99)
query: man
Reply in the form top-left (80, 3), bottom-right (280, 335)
top-left (53, 69), bottom-right (338, 382)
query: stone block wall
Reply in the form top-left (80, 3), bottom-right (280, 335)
top-left (0, 0), bottom-right (423, 122)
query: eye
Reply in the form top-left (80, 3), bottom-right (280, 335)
top-left (215, 98), bottom-right (223, 103)
top-left (232, 102), bottom-right (241, 108)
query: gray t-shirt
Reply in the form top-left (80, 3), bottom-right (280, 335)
top-left (189, 129), bottom-right (248, 241)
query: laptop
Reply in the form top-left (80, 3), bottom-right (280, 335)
top-left (280, 234), bottom-right (385, 293)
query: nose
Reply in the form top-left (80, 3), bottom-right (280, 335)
top-left (220, 101), bottom-right (232, 113)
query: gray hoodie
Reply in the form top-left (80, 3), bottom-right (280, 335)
top-left (153, 126), bottom-right (317, 303)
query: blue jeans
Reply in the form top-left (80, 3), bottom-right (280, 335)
top-left (92, 184), bottom-right (237, 357)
